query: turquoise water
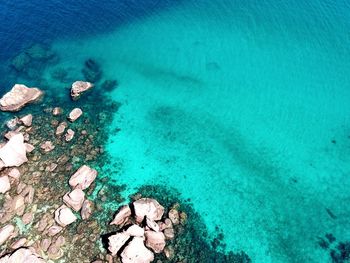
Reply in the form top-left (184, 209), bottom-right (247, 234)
top-left (2, 0), bottom-right (350, 262)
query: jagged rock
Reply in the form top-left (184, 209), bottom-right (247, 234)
top-left (70, 81), bottom-right (93, 100)
top-left (133, 198), bottom-right (164, 223)
top-left (145, 231), bottom-right (166, 253)
top-left (0, 176), bottom-right (11, 194)
top-left (0, 133), bottom-right (28, 167)
top-left (24, 143), bottom-right (35, 153)
top-left (146, 217), bottom-right (160, 232)
top-left (65, 129), bottom-right (75, 142)
top-left (110, 205), bottom-right (131, 226)
top-left (55, 122), bottom-right (67, 136)
top-left (54, 205), bottom-right (77, 227)
top-left (0, 224), bottom-right (15, 246)
top-left (81, 199), bottom-right (93, 220)
top-left (68, 108), bottom-right (83, 122)
top-left (0, 84), bottom-right (43, 112)
top-left (52, 107), bottom-right (62, 116)
top-left (126, 225), bottom-right (144, 237)
top-left (0, 247), bottom-right (45, 262)
top-left (40, 141), bottom-right (55, 152)
top-left (108, 233), bottom-right (130, 256)
top-left (20, 114), bottom-right (33, 127)
top-left (121, 237), bottom-right (154, 263)
top-left (63, 189), bottom-right (85, 211)
top-left (69, 165), bottom-right (97, 190)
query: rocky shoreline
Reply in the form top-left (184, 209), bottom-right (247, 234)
top-left (0, 43), bottom-right (251, 262)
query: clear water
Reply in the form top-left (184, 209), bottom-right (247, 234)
top-left (1, 0), bottom-right (350, 262)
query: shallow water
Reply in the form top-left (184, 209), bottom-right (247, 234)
top-left (1, 0), bottom-right (350, 262)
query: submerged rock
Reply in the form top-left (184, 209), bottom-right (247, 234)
top-left (0, 84), bottom-right (43, 112)
top-left (69, 165), bottom-right (97, 190)
top-left (65, 129), bottom-right (75, 142)
top-left (82, 59), bottom-right (102, 83)
top-left (133, 198), bottom-right (164, 223)
top-left (0, 133), bottom-right (28, 168)
top-left (81, 199), bottom-right (93, 220)
top-left (54, 205), bottom-right (77, 227)
top-left (40, 141), bottom-right (55, 152)
top-left (55, 122), bottom-right (67, 136)
top-left (101, 80), bottom-right (118, 92)
top-left (70, 81), bottom-right (94, 100)
top-left (68, 108), bottom-right (83, 122)
top-left (52, 107), bottom-right (63, 116)
top-left (121, 237), bottom-right (154, 263)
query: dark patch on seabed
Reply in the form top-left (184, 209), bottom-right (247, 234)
top-left (0, 42), bottom-right (251, 262)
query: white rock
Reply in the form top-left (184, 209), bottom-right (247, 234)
top-left (0, 247), bottom-right (45, 263)
top-left (110, 205), bottom-right (131, 226)
top-left (68, 108), bottom-right (83, 122)
top-left (8, 168), bottom-right (21, 179)
top-left (54, 205), bottom-right (77, 227)
top-left (121, 237), bottom-right (154, 263)
top-left (145, 231), bottom-right (166, 253)
top-left (70, 81), bottom-right (93, 100)
top-left (20, 114), bottom-right (33, 127)
top-left (0, 133), bottom-right (28, 167)
top-left (126, 225), bottom-right (144, 237)
top-left (65, 129), bottom-right (75, 142)
top-left (108, 232), bottom-right (130, 256)
top-left (0, 176), bottom-right (11, 194)
top-left (24, 143), bottom-right (35, 153)
top-left (0, 84), bottom-right (43, 112)
top-left (0, 224), bottom-right (15, 246)
top-left (63, 189), bottom-right (85, 211)
top-left (133, 198), bottom-right (164, 223)
top-left (69, 165), bottom-right (97, 190)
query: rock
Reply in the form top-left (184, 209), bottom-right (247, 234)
top-left (46, 163), bottom-right (58, 172)
top-left (146, 217), bottom-right (160, 232)
top-left (0, 247), bottom-right (45, 262)
top-left (126, 225), bottom-right (144, 237)
top-left (8, 168), bottom-right (21, 179)
top-left (163, 228), bottom-right (175, 240)
top-left (63, 189), bottom-right (85, 211)
top-left (20, 114), bottom-right (33, 127)
top-left (0, 133), bottom-right (28, 167)
top-left (65, 129), bottom-right (75, 142)
top-left (68, 108), bottom-right (83, 122)
top-left (69, 165), bottom-right (97, 190)
top-left (12, 195), bottom-right (26, 216)
top-left (54, 205), bottom-right (77, 227)
top-left (0, 84), bottom-right (43, 112)
top-left (6, 118), bottom-right (19, 130)
top-left (81, 199), bottom-right (93, 220)
top-left (70, 81), bottom-right (94, 100)
top-left (145, 231), bottom-right (166, 253)
top-left (168, 209), bottom-right (180, 225)
top-left (108, 232), bottom-right (130, 256)
top-left (0, 224), bottom-right (15, 246)
top-left (0, 176), bottom-right (11, 194)
top-left (22, 212), bottom-right (34, 224)
top-left (110, 205), bottom-right (131, 226)
top-left (133, 198), bottom-right (164, 223)
top-left (10, 238), bottom-right (27, 249)
top-left (82, 59), bottom-right (102, 83)
top-left (52, 107), bottom-right (62, 116)
top-left (121, 237), bottom-right (154, 263)
top-left (55, 122), bottom-right (67, 136)
top-left (101, 80), bottom-right (118, 92)
top-left (4, 131), bottom-right (19, 140)
top-left (40, 238), bottom-right (52, 252)
top-left (24, 143), bottom-right (35, 153)
top-left (40, 141), bottom-right (55, 152)
top-left (47, 225), bottom-right (63, 236)
top-left (47, 244), bottom-right (64, 260)
top-left (164, 246), bottom-right (174, 259)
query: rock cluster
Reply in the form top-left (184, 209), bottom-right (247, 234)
top-left (0, 84), bottom-right (43, 112)
top-left (107, 198), bottom-right (179, 262)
